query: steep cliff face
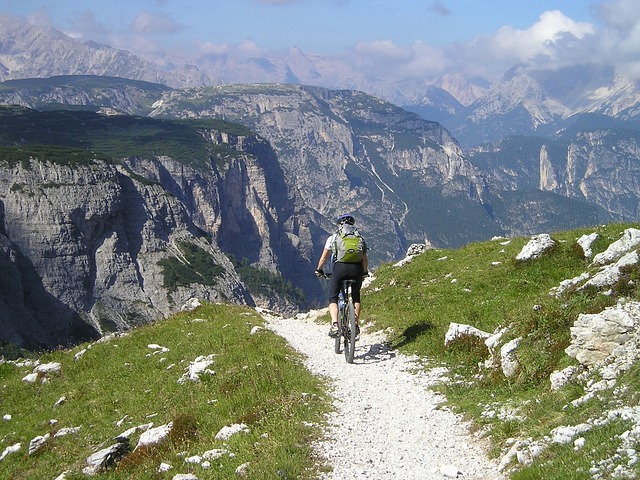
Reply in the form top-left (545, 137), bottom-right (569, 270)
top-left (151, 84), bottom-right (494, 257)
top-left (123, 131), bottom-right (322, 313)
top-left (559, 131), bottom-right (640, 219)
top-left (470, 130), bottom-right (640, 223)
top-left (0, 156), bottom-right (252, 349)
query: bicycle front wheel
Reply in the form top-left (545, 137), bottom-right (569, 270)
top-left (344, 301), bottom-right (356, 363)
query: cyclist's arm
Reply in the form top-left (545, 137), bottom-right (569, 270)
top-left (362, 253), bottom-right (369, 274)
top-left (317, 248), bottom-right (331, 271)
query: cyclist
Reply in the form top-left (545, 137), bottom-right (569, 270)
top-left (315, 213), bottom-right (369, 338)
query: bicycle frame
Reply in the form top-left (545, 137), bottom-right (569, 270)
top-left (335, 279), bottom-right (357, 363)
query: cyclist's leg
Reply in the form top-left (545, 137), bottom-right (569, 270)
top-left (329, 302), bottom-right (339, 326)
top-left (342, 263), bottom-right (363, 339)
top-left (349, 263), bottom-right (364, 322)
top-left (328, 264), bottom-right (343, 336)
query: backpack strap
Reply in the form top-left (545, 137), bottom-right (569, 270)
top-left (331, 231), bottom-right (339, 261)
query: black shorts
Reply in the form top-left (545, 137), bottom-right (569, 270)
top-left (329, 262), bottom-right (364, 303)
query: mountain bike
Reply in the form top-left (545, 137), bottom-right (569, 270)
top-left (335, 279), bottom-right (358, 363)
top-left (319, 273), bottom-right (358, 363)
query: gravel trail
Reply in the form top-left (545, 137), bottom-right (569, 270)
top-left (262, 309), bottom-right (507, 480)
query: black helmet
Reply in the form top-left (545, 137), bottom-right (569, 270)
top-left (336, 213), bottom-right (355, 225)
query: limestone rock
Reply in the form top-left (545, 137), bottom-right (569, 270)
top-left (501, 338), bottom-right (522, 378)
top-left (83, 437), bottom-right (130, 475)
top-left (444, 322), bottom-right (491, 346)
top-left (565, 301), bottom-right (640, 367)
top-left (516, 234), bottom-right (555, 261)
top-left (592, 228), bottom-right (640, 265)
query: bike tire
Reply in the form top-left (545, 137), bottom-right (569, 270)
top-left (344, 301), bottom-right (356, 363)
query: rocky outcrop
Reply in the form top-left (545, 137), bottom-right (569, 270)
top-left (151, 84), bottom-right (493, 259)
top-left (123, 130), bottom-right (322, 314)
top-left (0, 156), bottom-right (251, 349)
top-left (565, 300), bottom-right (640, 367)
top-left (472, 131), bottom-right (640, 223)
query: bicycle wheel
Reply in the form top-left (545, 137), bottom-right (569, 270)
top-left (334, 309), bottom-right (343, 354)
top-left (344, 301), bottom-right (356, 363)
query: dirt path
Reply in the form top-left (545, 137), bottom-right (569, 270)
top-left (262, 308), bottom-right (507, 480)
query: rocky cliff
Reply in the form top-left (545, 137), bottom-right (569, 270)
top-left (122, 131), bottom-right (322, 313)
top-left (469, 130), bottom-right (640, 222)
top-left (0, 155), bottom-right (252, 349)
top-left (151, 83), bottom-right (495, 257)
top-left (0, 107), bottom-right (321, 349)
top-left (1, 78), bottom-right (636, 351)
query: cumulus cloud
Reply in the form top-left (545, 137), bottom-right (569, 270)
top-left (489, 10), bottom-right (595, 60)
top-left (338, 10), bottom-right (598, 82)
top-left (352, 40), bottom-right (413, 63)
top-left (594, 0), bottom-right (640, 79)
top-left (450, 10), bottom-right (597, 79)
top-left (595, 0), bottom-right (640, 32)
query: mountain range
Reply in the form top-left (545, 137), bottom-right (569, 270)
top-left (1, 15), bottom-right (640, 349)
top-left (2, 14), bottom-right (640, 149)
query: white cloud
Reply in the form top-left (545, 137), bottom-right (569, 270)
top-left (236, 39), bottom-right (267, 56)
top-left (487, 11), bottom-right (595, 64)
top-left (132, 11), bottom-right (183, 35)
top-left (195, 41), bottom-right (231, 57)
top-left (594, 0), bottom-right (640, 79)
top-left (344, 40), bottom-right (448, 81)
top-left (25, 8), bottom-right (52, 27)
top-left (352, 40), bottom-right (412, 63)
top-left (337, 10), bottom-right (598, 83)
top-left (596, 0), bottom-right (640, 32)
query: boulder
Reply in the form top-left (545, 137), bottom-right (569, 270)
top-left (444, 322), bottom-right (491, 346)
top-left (592, 228), bottom-right (640, 265)
top-left (565, 302), bottom-right (640, 367)
top-left (516, 234), bottom-right (555, 261)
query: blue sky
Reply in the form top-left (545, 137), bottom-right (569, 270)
top-left (2, 0), bottom-right (596, 51)
top-left (2, 0), bottom-right (640, 82)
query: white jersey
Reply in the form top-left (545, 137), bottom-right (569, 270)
top-left (324, 233), bottom-right (337, 251)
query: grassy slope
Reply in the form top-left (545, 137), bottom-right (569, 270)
top-left (0, 304), bottom-right (329, 479)
top-left (364, 221), bottom-right (640, 479)
top-left (3, 222), bottom-right (640, 479)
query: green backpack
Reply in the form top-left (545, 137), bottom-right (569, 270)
top-left (333, 224), bottom-right (366, 263)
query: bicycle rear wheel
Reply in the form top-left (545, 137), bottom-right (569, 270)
top-left (344, 301), bottom-right (356, 363)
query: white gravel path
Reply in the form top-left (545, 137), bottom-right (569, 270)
top-left (262, 308), bottom-right (507, 480)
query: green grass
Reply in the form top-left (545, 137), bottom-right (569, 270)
top-left (362, 221), bottom-right (640, 476)
top-left (0, 304), bottom-right (329, 479)
top-left (3, 222), bottom-right (640, 478)
top-left (158, 242), bottom-right (225, 292)
top-left (0, 106), bottom-right (253, 170)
